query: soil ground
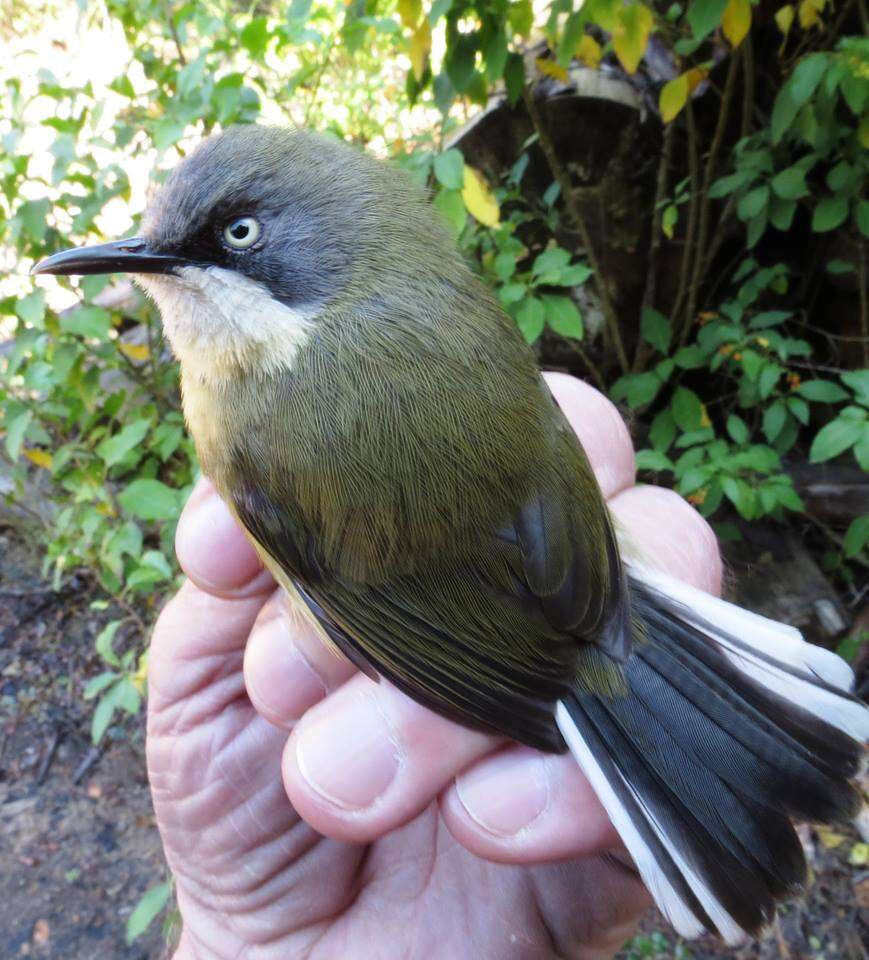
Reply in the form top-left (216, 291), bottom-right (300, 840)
top-left (0, 519), bottom-right (866, 959)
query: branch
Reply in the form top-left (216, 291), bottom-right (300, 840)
top-left (634, 123), bottom-right (675, 371)
top-left (859, 240), bottom-right (869, 368)
top-left (522, 85), bottom-right (630, 374)
top-left (672, 102), bottom-right (700, 325)
top-left (681, 50), bottom-right (741, 345)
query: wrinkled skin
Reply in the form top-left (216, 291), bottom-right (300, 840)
top-left (147, 374), bottom-right (724, 959)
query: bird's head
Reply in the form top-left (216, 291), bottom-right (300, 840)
top-left (32, 125), bottom-right (455, 378)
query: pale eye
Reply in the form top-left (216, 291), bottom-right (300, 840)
top-left (222, 216), bottom-right (260, 250)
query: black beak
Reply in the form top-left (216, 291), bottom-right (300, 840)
top-left (31, 237), bottom-right (190, 277)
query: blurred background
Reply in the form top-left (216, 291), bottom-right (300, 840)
top-left (0, 0), bottom-right (867, 956)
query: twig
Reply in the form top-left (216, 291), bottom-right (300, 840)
top-left (741, 35), bottom-right (754, 139)
top-left (35, 728), bottom-right (62, 787)
top-left (522, 85), bottom-right (630, 373)
top-left (73, 746), bottom-right (103, 785)
top-left (166, 4), bottom-right (187, 66)
top-left (682, 50), bottom-right (741, 346)
top-left (634, 124), bottom-right (675, 371)
top-left (672, 102), bottom-right (700, 325)
top-left (859, 240), bottom-right (869, 368)
top-left (570, 343), bottom-right (607, 392)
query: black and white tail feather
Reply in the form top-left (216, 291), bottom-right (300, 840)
top-left (556, 565), bottom-right (869, 944)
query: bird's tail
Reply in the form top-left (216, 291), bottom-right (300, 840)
top-left (557, 566), bottom-right (868, 944)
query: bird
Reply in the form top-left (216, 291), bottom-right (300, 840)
top-left (33, 124), bottom-right (868, 944)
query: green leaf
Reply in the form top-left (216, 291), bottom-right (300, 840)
top-left (4, 407), bottom-right (32, 461)
top-left (769, 196), bottom-right (796, 232)
top-left (96, 419), bottom-right (151, 468)
top-left (559, 263), bottom-right (593, 286)
top-left (640, 307), bottom-right (672, 354)
top-left (726, 414), bottom-right (748, 444)
top-left (758, 362), bottom-right (782, 399)
top-left (671, 387), bottom-right (703, 431)
top-left (649, 409), bottom-right (676, 451)
top-left (240, 17), bottom-right (269, 56)
top-left (708, 171), bottom-right (751, 198)
top-left (809, 417), bottom-right (864, 462)
top-left (796, 379), bottom-right (849, 402)
top-left (611, 371), bottom-right (662, 408)
top-left (531, 247), bottom-right (572, 283)
top-left (737, 186), bottom-right (769, 221)
top-left (857, 200), bottom-right (869, 239)
top-left (841, 370), bottom-right (869, 406)
top-left (673, 345), bottom-right (706, 369)
top-left (118, 479), bottom-right (180, 521)
top-left (15, 289), bottom-right (46, 326)
top-left (542, 294), bottom-right (583, 340)
top-left (95, 619), bottom-right (123, 667)
top-left (770, 166), bottom-right (808, 200)
top-left (722, 476), bottom-right (756, 519)
top-left (826, 259), bottom-right (854, 275)
top-left (433, 189), bottom-right (466, 234)
top-left (843, 515), bottom-right (869, 559)
top-left (504, 52), bottom-right (525, 106)
top-left (91, 686), bottom-right (120, 745)
top-left (516, 297), bottom-right (545, 343)
top-left (433, 149), bottom-right (465, 189)
top-left (788, 53), bottom-right (828, 105)
top-left (812, 195), bottom-right (848, 233)
top-left (686, 0), bottom-right (728, 39)
top-left (60, 306), bottom-right (111, 340)
top-left (83, 671), bottom-right (119, 701)
top-left (636, 450), bottom-right (674, 472)
top-left (855, 430), bottom-right (869, 471)
top-left (126, 882), bottom-right (172, 945)
top-left (762, 400), bottom-right (787, 441)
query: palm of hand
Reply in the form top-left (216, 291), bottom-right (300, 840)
top-left (147, 376), bottom-right (723, 959)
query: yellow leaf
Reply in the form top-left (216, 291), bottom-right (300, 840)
top-left (96, 502), bottom-right (117, 517)
top-left (699, 405), bottom-right (711, 428)
top-left (798, 0), bottom-right (824, 29)
top-left (685, 67), bottom-right (707, 92)
top-left (397, 0), bottom-right (421, 29)
top-left (613, 3), bottom-right (653, 75)
top-left (816, 825), bottom-right (845, 849)
top-left (535, 57), bottom-right (569, 82)
top-left (119, 342), bottom-right (150, 362)
top-left (849, 842), bottom-right (869, 866)
top-left (722, 0), bottom-right (751, 48)
top-left (462, 166), bottom-right (500, 228)
top-left (23, 448), bottom-right (53, 470)
top-left (775, 4), bottom-right (795, 37)
top-left (131, 651), bottom-right (149, 696)
top-left (659, 74), bottom-right (689, 123)
top-left (409, 19), bottom-right (431, 81)
top-left (576, 35), bottom-right (602, 69)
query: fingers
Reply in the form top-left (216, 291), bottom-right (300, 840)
top-left (280, 673), bottom-right (498, 843)
top-left (544, 371), bottom-right (636, 499)
top-left (175, 478), bottom-right (275, 598)
top-left (243, 590), bottom-right (357, 729)
top-left (610, 484), bottom-right (723, 596)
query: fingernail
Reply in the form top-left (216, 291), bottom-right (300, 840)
top-left (456, 749), bottom-right (551, 837)
top-left (176, 481), bottom-right (264, 591)
top-left (247, 615), bottom-right (326, 724)
top-left (296, 693), bottom-right (401, 810)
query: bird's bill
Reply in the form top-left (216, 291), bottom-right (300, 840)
top-left (30, 237), bottom-right (190, 277)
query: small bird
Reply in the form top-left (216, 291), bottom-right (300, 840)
top-left (34, 125), bottom-right (868, 944)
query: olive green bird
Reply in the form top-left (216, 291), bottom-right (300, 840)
top-left (33, 125), bottom-right (868, 945)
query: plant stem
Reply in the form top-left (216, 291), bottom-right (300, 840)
top-left (741, 35), bottom-right (754, 139)
top-left (859, 240), bottom-right (869, 367)
top-left (522, 85), bottom-right (629, 374)
top-left (681, 50), bottom-right (740, 346)
top-left (672, 102), bottom-right (700, 325)
top-left (634, 124), bottom-right (675, 371)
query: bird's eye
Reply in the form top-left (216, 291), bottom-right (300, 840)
top-left (222, 216), bottom-right (261, 250)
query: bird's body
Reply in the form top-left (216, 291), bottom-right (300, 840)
top-left (33, 124), bottom-right (869, 945)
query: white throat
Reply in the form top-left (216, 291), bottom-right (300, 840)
top-left (134, 265), bottom-right (317, 383)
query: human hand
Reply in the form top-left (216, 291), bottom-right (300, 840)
top-left (147, 373), bottom-right (723, 959)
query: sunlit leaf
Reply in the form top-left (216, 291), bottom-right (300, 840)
top-left (409, 19), bottom-right (431, 81)
top-left (23, 448), bottom-right (53, 469)
top-left (612, 3), bottom-right (653, 75)
top-left (775, 4), bottom-right (795, 37)
top-left (119, 342), bottom-right (150, 362)
top-left (397, 0), bottom-right (422, 29)
top-left (660, 74), bottom-right (689, 123)
top-left (462, 166), bottom-right (500, 227)
top-left (576, 35), bottom-right (602, 69)
top-left (535, 57), bottom-right (569, 82)
top-left (722, 0), bottom-right (751, 48)
top-left (126, 882), bottom-right (172, 945)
